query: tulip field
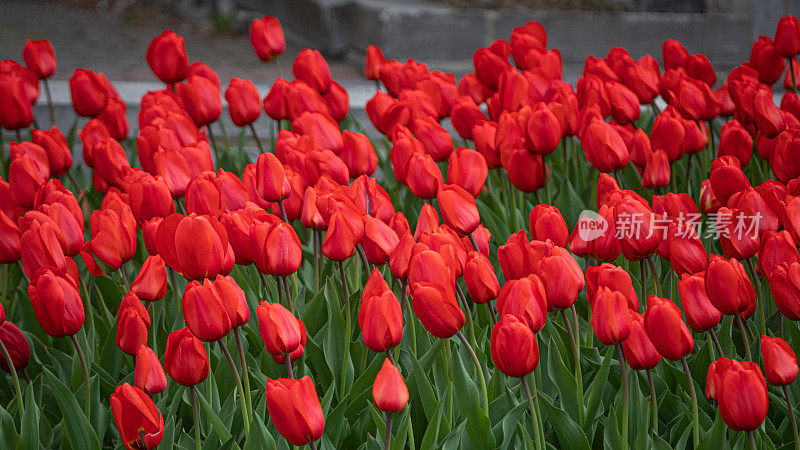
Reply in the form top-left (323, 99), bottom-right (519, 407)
top-left (3, 10), bottom-right (800, 450)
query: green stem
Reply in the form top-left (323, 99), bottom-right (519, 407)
top-left (745, 259), bottom-right (765, 335)
top-left (785, 384), bottom-right (800, 450)
top-left (709, 328), bottom-right (724, 357)
top-left (561, 310), bottom-right (584, 424)
top-left (529, 371), bottom-right (545, 450)
top-left (735, 315), bottom-right (753, 360)
top-left (0, 339), bottom-right (23, 417)
top-left (249, 123), bottom-right (264, 152)
top-left (43, 78), bottom-right (56, 126)
top-left (456, 331), bottom-right (489, 416)
top-left (384, 412), bottom-right (393, 450)
top-left (218, 340), bottom-right (250, 436)
top-left (680, 356), bottom-right (700, 448)
top-left (71, 334), bottom-right (91, 422)
top-left (646, 368), bottom-right (658, 435)
top-left (234, 328), bottom-right (253, 423)
top-left (208, 123), bottom-right (221, 167)
top-left (190, 385), bottom-right (201, 450)
top-left (748, 430), bottom-right (757, 450)
top-left (646, 256), bottom-right (662, 297)
top-left (339, 260), bottom-right (351, 398)
top-left (313, 230), bottom-right (320, 293)
top-left (616, 344), bottom-right (629, 448)
top-left (791, 58), bottom-right (798, 93)
top-left (522, 376), bottom-right (543, 450)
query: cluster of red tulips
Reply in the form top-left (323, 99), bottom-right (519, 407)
top-left (1, 9), bottom-right (800, 450)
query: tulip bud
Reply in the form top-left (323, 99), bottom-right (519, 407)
top-left (535, 250), bottom-right (584, 311)
top-left (265, 376), bottom-right (325, 446)
top-left (761, 335), bottom-right (798, 386)
top-left (529, 204), bottom-right (568, 247)
top-left (775, 15), bottom-right (800, 58)
top-left (643, 295), bottom-right (694, 360)
top-left (678, 272), bottom-right (722, 332)
top-left (116, 292), bottom-right (151, 355)
top-left (590, 287), bottom-right (631, 345)
top-left (164, 327), bottom-right (209, 386)
top-left (769, 261), bottom-right (800, 320)
top-left (225, 77), bottom-right (261, 127)
top-left (497, 275), bottom-right (548, 333)
top-left (705, 254), bottom-right (755, 316)
top-left (372, 358), bottom-right (409, 413)
top-left (464, 251), bottom-right (500, 304)
top-left (491, 314), bottom-right (540, 377)
top-left (0, 322), bottom-right (30, 373)
top-left (69, 68), bottom-right (108, 117)
top-left (250, 16), bottom-right (286, 62)
top-left (23, 39), bottom-right (56, 79)
top-left (135, 345), bottom-right (167, 395)
top-left (110, 383), bottom-right (165, 450)
top-left (182, 279), bottom-right (232, 342)
top-left (437, 184), bottom-right (480, 236)
top-left (293, 49), bottom-right (332, 94)
top-left (257, 302), bottom-right (302, 357)
top-left (146, 30), bottom-right (189, 84)
top-left (714, 359), bottom-right (769, 431)
top-left (622, 309), bottom-right (661, 370)
top-left (359, 269), bottom-right (403, 352)
top-left (28, 267), bottom-right (84, 338)
top-left (31, 127), bottom-right (72, 176)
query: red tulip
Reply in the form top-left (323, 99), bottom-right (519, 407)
top-left (182, 278), bottom-right (232, 342)
top-left (9, 154), bottom-right (46, 208)
top-left (265, 376), bottom-right (325, 446)
top-left (255, 152), bottom-right (290, 202)
top-left (293, 49), bottom-right (332, 94)
top-left (157, 213), bottom-right (229, 280)
top-left (710, 156), bottom-right (751, 205)
top-left (28, 267), bottom-right (84, 338)
top-left (622, 309), bottom-right (662, 370)
top-left (643, 295), bottom-right (694, 360)
top-left (20, 221), bottom-right (73, 283)
top-left (761, 335), bottom-right (798, 386)
top-left (340, 131), bottom-right (378, 178)
top-left (535, 250), bottom-right (584, 311)
top-left (437, 184), bottom-right (480, 236)
top-left (0, 71), bottom-right (34, 130)
top-left (705, 254), bottom-right (755, 316)
top-left (225, 77), bottom-right (261, 126)
top-left (447, 147), bottom-right (487, 198)
top-left (491, 314), bottom-right (540, 377)
top-left (135, 345), bottom-right (167, 395)
top-left (409, 251), bottom-right (463, 339)
top-left (90, 202), bottom-right (137, 270)
top-left (250, 16), bottom-right (286, 61)
top-left (642, 149), bottom-right (671, 188)
top-left (406, 153), bottom-right (442, 199)
top-left (176, 75), bottom-right (222, 127)
top-left (69, 68), bottom-right (108, 117)
top-left (164, 327), bottom-right (209, 386)
top-left (127, 174), bottom-right (175, 223)
top-left (464, 251), bottom-right (500, 304)
top-left (373, 358), bottom-right (409, 413)
top-left (146, 30), bottom-right (189, 84)
top-left (714, 359), bottom-right (769, 431)
top-left (775, 15), bottom-right (800, 58)
top-left (769, 261), bottom-right (800, 320)
top-left (581, 120), bottom-right (629, 173)
top-left (110, 383), bottom-right (164, 450)
top-left (676, 272), bottom-right (721, 332)
top-left (0, 322), bottom-right (30, 373)
top-left (529, 204), bottom-right (568, 247)
top-left (257, 301), bottom-right (302, 357)
top-left (22, 39), bottom-right (56, 79)
top-left (116, 291), bottom-right (150, 356)
top-left (590, 287), bottom-right (631, 345)
top-left (359, 269), bottom-right (403, 352)
top-left (31, 127), bottom-right (72, 176)
top-left (497, 275), bottom-right (548, 333)
top-left (253, 221), bottom-right (303, 276)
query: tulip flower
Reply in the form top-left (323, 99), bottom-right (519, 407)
top-left (69, 68), bottom-right (108, 117)
top-left (23, 39), bottom-right (56, 79)
top-left (535, 250), bottom-right (584, 311)
top-left (464, 251), bottom-right (500, 304)
top-left (20, 221), bottom-right (72, 281)
top-left (182, 279), bottom-right (232, 342)
top-left (761, 335), bottom-right (798, 386)
top-left (361, 216), bottom-right (400, 266)
top-left (253, 221), bottom-right (303, 277)
top-left (776, 15), bottom-right (800, 58)
top-left (359, 269), bottom-right (403, 352)
top-left (590, 287), bottom-right (631, 345)
top-left (373, 358), bottom-right (409, 413)
top-left (678, 272), bottom-right (722, 335)
top-left (770, 261), bottom-right (800, 320)
top-left (0, 321), bottom-right (30, 373)
top-left (89, 202), bottom-right (137, 270)
top-left (623, 309), bottom-right (661, 371)
top-left (491, 314), bottom-right (540, 377)
top-left (176, 75), bottom-right (222, 127)
top-left (31, 127), bottom-right (72, 176)
top-left (0, 71), bottom-right (34, 130)
top-left (116, 292), bottom-right (151, 355)
top-left (497, 275), bottom-right (548, 333)
top-left (712, 359), bottom-right (769, 432)
top-left (293, 49), bottom-right (332, 94)
top-left (643, 295), bottom-right (694, 360)
top-left (529, 204), bottom-right (568, 247)
top-left (322, 212), bottom-right (358, 262)
top-left (135, 345), bottom-right (167, 395)
top-left (437, 184), bottom-right (480, 236)
top-left (164, 327), bottom-right (209, 386)
top-left (265, 376), bottom-right (325, 447)
top-left (705, 254), bottom-right (755, 316)
top-left (157, 213), bottom-right (230, 280)
top-left (257, 301), bottom-right (302, 358)
top-left (225, 77), bottom-right (261, 128)
top-left (146, 30), bottom-right (189, 84)
top-left (250, 16), bottom-right (286, 62)
top-left (28, 267), bottom-right (84, 338)
top-left (110, 383), bottom-right (164, 450)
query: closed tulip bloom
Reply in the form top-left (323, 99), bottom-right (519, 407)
top-left (22, 39), bottom-right (56, 78)
top-left (157, 213), bottom-right (229, 280)
top-left (406, 153), bottom-right (443, 200)
top-left (716, 360), bottom-right (769, 431)
top-left (0, 72), bottom-right (34, 130)
top-left (775, 15), bottom-right (800, 58)
top-left (257, 301), bottom-right (302, 356)
top-left (293, 49), bottom-right (332, 94)
top-left (176, 75), bottom-right (222, 127)
top-left (322, 212), bottom-right (358, 261)
top-left (447, 147), bottom-right (487, 198)
top-left (668, 224), bottom-right (708, 276)
top-left (28, 267), bottom-right (84, 338)
top-left (69, 68), bottom-right (108, 117)
top-left (623, 309), bottom-right (662, 370)
top-left (359, 269), bottom-right (403, 352)
top-left (0, 212), bottom-right (20, 264)
top-left (761, 335), bottom-right (798, 386)
top-left (754, 88), bottom-right (786, 138)
top-left (135, 345), bottom-right (167, 395)
top-left (211, 274), bottom-right (249, 328)
top-left (706, 254), bottom-right (755, 316)
top-left (410, 280), bottom-right (465, 339)
top-left (642, 149), bottom-right (671, 188)
top-left (464, 251), bottom-right (500, 304)
top-left (256, 152), bottom-right (290, 202)
top-left (643, 295), bottom-right (694, 360)
top-left (769, 261), bottom-right (800, 320)
top-left (164, 327), bottom-right (209, 386)
top-left (710, 156), bottom-right (751, 205)
top-left (491, 314), bottom-right (540, 377)
top-left (130, 255), bottom-right (168, 303)
top-left (590, 287), bottom-right (631, 345)
top-left (677, 272), bottom-right (722, 332)
top-left (526, 104), bottom-right (562, 154)
top-left (340, 130), bottom-right (378, 178)
top-left (0, 322), bottom-right (30, 373)
top-left (20, 221), bottom-right (71, 280)
top-left (182, 279), bottom-right (232, 342)
top-left (265, 376), bottom-right (325, 446)
top-left (362, 216), bottom-right (400, 266)
top-left (225, 77), bottom-right (261, 126)
top-left (373, 358), bottom-right (409, 412)
top-left (90, 203), bottom-right (137, 270)
top-left (497, 275), bottom-right (548, 333)
top-left (110, 383), bottom-right (164, 450)
top-left (389, 232), bottom-right (414, 280)
top-left (9, 154), bottom-right (46, 208)
top-left (250, 16), bottom-right (286, 61)
top-left (364, 45), bottom-right (385, 80)
top-left (581, 120), bottom-right (629, 173)
top-left (263, 77), bottom-right (290, 120)
top-left (718, 120), bottom-right (753, 167)
top-left (146, 30), bottom-right (189, 84)
top-left (529, 204), bottom-right (568, 247)
top-left (31, 127), bottom-right (72, 175)
top-left (116, 291), bottom-right (151, 355)
top-left (437, 184), bottom-right (480, 236)
top-left (536, 251), bottom-right (584, 310)
top-left (253, 221), bottom-right (303, 276)
top-left (127, 175), bottom-right (175, 223)
top-left (759, 230), bottom-right (799, 278)
top-left (97, 96), bottom-right (129, 140)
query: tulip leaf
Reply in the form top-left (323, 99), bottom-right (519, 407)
top-left (243, 411), bottom-right (276, 450)
top-left (495, 401), bottom-right (529, 450)
top-left (0, 404), bottom-right (19, 449)
top-left (196, 388), bottom-right (234, 443)
top-left (540, 392), bottom-right (590, 450)
top-left (546, 336), bottom-right (579, 420)
top-left (408, 350), bottom-right (439, 421)
top-left (16, 387), bottom-right (37, 450)
top-left (582, 345), bottom-right (613, 435)
top-left (450, 350), bottom-right (496, 449)
top-left (419, 399), bottom-right (445, 450)
top-left (602, 403), bottom-right (624, 450)
top-left (43, 368), bottom-right (101, 450)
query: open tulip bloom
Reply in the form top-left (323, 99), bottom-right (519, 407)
top-left (6, 11), bottom-right (800, 450)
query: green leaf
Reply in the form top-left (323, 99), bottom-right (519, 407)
top-left (196, 388), bottom-right (234, 443)
top-left (43, 368), bottom-right (101, 450)
top-left (244, 411), bottom-right (277, 450)
top-left (583, 345), bottom-right (613, 435)
top-left (408, 348), bottom-right (439, 421)
top-left (698, 411), bottom-right (726, 450)
top-left (16, 387), bottom-right (37, 450)
top-left (450, 350), bottom-right (496, 449)
top-left (0, 403), bottom-right (19, 449)
top-left (540, 393), bottom-right (590, 450)
top-left (546, 336), bottom-right (579, 420)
